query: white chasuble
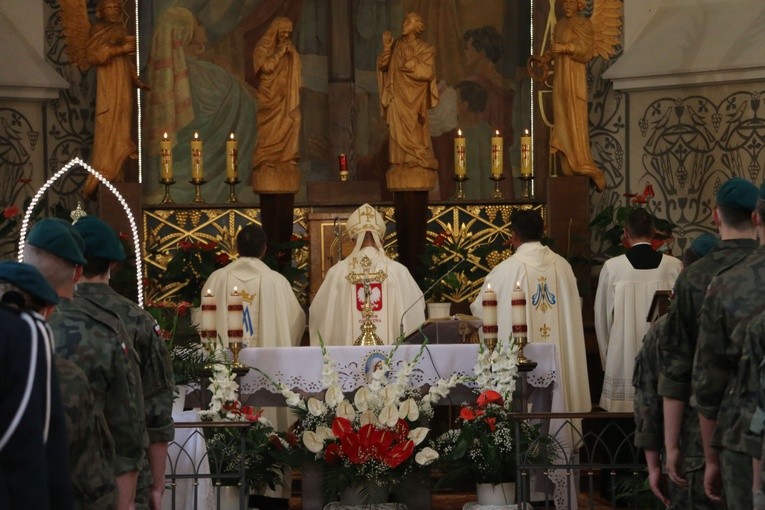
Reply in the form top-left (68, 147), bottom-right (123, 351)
top-left (201, 257), bottom-right (305, 348)
top-left (471, 242), bottom-right (591, 414)
top-left (594, 254), bottom-right (681, 412)
top-left (309, 246), bottom-right (425, 346)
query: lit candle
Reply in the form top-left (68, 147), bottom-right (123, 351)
top-left (200, 289), bottom-right (216, 341)
top-left (454, 129), bottom-right (466, 177)
top-left (520, 129), bottom-right (532, 177)
top-left (160, 132), bottom-right (173, 181)
top-left (226, 133), bottom-right (238, 181)
top-left (491, 130), bottom-right (503, 177)
top-left (191, 132), bottom-right (204, 181)
top-left (227, 286), bottom-right (243, 348)
top-left (511, 281), bottom-right (528, 338)
top-left (482, 283), bottom-right (498, 340)
top-left (338, 153), bottom-right (349, 181)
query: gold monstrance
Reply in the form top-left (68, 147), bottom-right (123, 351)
top-left (346, 255), bottom-right (387, 346)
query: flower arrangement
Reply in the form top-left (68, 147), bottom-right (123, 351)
top-left (200, 359), bottom-right (289, 492)
top-left (259, 340), bottom-right (465, 502)
top-left (145, 299), bottom-right (205, 386)
top-left (434, 338), bottom-right (554, 486)
top-left (158, 239), bottom-right (231, 306)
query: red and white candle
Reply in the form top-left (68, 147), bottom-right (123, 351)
top-left (227, 286), bottom-right (244, 347)
top-left (201, 288), bottom-right (216, 341)
top-left (482, 283), bottom-right (498, 341)
top-left (511, 281), bottom-right (528, 339)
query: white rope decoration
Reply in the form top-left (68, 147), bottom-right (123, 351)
top-left (16, 157), bottom-right (144, 308)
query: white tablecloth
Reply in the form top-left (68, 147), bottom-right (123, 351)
top-left (163, 410), bottom-right (214, 510)
top-left (238, 343), bottom-right (575, 510)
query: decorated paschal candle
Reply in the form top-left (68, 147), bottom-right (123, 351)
top-left (201, 289), bottom-right (216, 340)
top-left (227, 287), bottom-right (244, 347)
top-left (482, 283), bottom-right (498, 341)
top-left (511, 281), bottom-right (528, 338)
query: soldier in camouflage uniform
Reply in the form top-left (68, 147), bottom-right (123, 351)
top-left (74, 216), bottom-right (175, 509)
top-left (24, 218), bottom-right (145, 510)
top-left (0, 260), bottom-right (118, 509)
top-left (739, 312), bottom-right (765, 509)
top-left (693, 181), bottom-right (765, 509)
top-left (659, 177), bottom-right (759, 508)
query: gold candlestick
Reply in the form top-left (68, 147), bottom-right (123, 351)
top-left (229, 340), bottom-right (244, 369)
top-left (226, 177), bottom-right (240, 203)
top-left (520, 175), bottom-right (534, 199)
top-left (453, 174), bottom-right (468, 200)
top-left (490, 174), bottom-right (505, 199)
top-left (159, 178), bottom-right (175, 204)
top-left (190, 178), bottom-right (206, 204)
top-left (516, 335), bottom-right (537, 371)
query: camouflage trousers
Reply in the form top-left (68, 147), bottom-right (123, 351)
top-left (721, 448), bottom-right (752, 510)
top-left (679, 463), bottom-right (724, 510)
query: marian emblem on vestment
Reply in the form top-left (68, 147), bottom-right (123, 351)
top-left (532, 276), bottom-right (557, 313)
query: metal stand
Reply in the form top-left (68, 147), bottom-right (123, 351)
top-left (229, 340), bottom-right (245, 369)
top-left (159, 178), bottom-right (175, 204)
top-left (517, 335), bottom-right (537, 371)
top-left (490, 174), bottom-right (505, 199)
top-left (190, 178), bottom-right (206, 204)
top-left (520, 175), bottom-right (534, 199)
top-left (226, 178), bottom-right (240, 203)
top-left (453, 174), bottom-right (468, 200)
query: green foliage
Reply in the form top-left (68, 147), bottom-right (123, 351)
top-left (590, 202), bottom-right (676, 263)
top-left (611, 472), bottom-right (666, 510)
top-left (146, 301), bottom-right (205, 386)
top-left (158, 240), bottom-right (231, 306)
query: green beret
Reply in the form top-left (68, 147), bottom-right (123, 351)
top-left (50, 218), bottom-right (86, 256)
top-left (717, 177), bottom-right (757, 211)
top-left (0, 261), bottom-right (59, 305)
top-left (690, 233), bottom-right (717, 258)
top-left (26, 218), bottom-right (87, 266)
top-left (73, 216), bottom-right (126, 262)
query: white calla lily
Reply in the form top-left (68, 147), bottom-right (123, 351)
top-left (302, 431), bottom-right (324, 453)
top-left (316, 426), bottom-right (335, 441)
top-left (407, 427), bottom-right (429, 446)
top-left (325, 385), bottom-right (344, 408)
top-left (307, 397), bottom-right (327, 417)
top-left (415, 447), bottom-right (439, 466)
top-left (336, 400), bottom-right (356, 421)
top-left (379, 404), bottom-right (400, 428)
top-left (354, 387), bottom-right (369, 410)
top-left (360, 410), bottom-right (378, 427)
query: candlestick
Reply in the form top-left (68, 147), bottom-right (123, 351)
top-left (191, 132), bottom-right (204, 181)
top-left (160, 132), bottom-right (173, 181)
top-left (520, 129), bottom-right (532, 177)
top-left (338, 153), bottom-right (349, 181)
top-left (490, 130), bottom-right (503, 177)
top-left (226, 133), bottom-right (238, 181)
top-left (200, 289), bottom-right (217, 348)
top-left (454, 129), bottom-right (466, 177)
top-left (482, 283), bottom-right (498, 351)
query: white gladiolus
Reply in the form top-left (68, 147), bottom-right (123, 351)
top-left (415, 447), bottom-right (439, 466)
top-left (407, 427), bottom-right (429, 445)
top-left (307, 397), bottom-right (327, 417)
top-left (335, 400), bottom-right (356, 421)
top-left (302, 431), bottom-right (325, 453)
top-left (379, 404), bottom-right (399, 428)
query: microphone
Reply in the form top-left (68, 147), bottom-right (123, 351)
top-left (398, 257), bottom-right (467, 340)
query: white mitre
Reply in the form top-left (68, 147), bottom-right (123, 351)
top-left (346, 203), bottom-right (386, 253)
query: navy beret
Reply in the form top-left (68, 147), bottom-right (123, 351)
top-left (0, 261), bottom-right (59, 305)
top-left (73, 216), bottom-right (126, 262)
top-left (26, 218), bottom-right (87, 266)
top-left (717, 177), bottom-right (757, 211)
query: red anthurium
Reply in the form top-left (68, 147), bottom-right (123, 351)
top-left (332, 416), bottom-right (353, 439)
top-left (485, 417), bottom-right (497, 432)
top-left (325, 442), bottom-right (341, 463)
top-left (477, 390), bottom-right (503, 408)
top-left (460, 407), bottom-right (477, 421)
top-left (384, 440), bottom-right (414, 468)
top-left (340, 432), bottom-right (365, 464)
top-left (358, 424), bottom-right (377, 447)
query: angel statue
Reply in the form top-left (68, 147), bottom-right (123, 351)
top-left (528, 0), bottom-right (622, 191)
top-left (59, 0), bottom-right (147, 196)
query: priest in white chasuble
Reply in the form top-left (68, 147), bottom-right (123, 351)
top-left (201, 224), bottom-right (305, 348)
top-left (471, 209), bottom-right (591, 414)
top-left (309, 204), bottom-right (425, 346)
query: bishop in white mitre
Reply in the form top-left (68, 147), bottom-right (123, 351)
top-left (309, 204), bottom-right (425, 345)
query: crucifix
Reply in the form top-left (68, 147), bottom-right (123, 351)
top-left (346, 255), bottom-right (387, 345)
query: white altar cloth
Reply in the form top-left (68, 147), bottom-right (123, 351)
top-left (238, 343), bottom-right (576, 510)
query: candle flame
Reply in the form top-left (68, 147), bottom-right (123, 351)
top-left (524, 128), bottom-right (529, 135)
top-left (233, 286), bottom-right (238, 294)
top-left (230, 133), bottom-right (235, 140)
top-left (495, 130), bottom-right (500, 136)
top-left (515, 281), bottom-right (522, 291)
top-left (486, 283), bottom-right (492, 291)
top-left (163, 132), bottom-right (168, 139)
top-left (457, 128), bottom-right (462, 137)
top-left (206, 289), bottom-right (212, 296)
top-left (194, 132), bottom-right (199, 140)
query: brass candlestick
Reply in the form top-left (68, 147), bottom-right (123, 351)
top-left (519, 175), bottom-right (534, 199)
top-left (190, 178), bottom-right (206, 204)
top-left (226, 177), bottom-right (240, 203)
top-left (490, 174), bottom-right (505, 199)
top-left (229, 340), bottom-right (245, 369)
top-left (516, 335), bottom-right (537, 372)
top-left (453, 174), bottom-right (468, 200)
top-left (159, 178), bottom-right (175, 204)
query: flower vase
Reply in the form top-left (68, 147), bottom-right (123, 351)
top-left (339, 484), bottom-right (390, 506)
top-left (476, 482), bottom-right (515, 505)
top-left (216, 485), bottom-right (242, 510)
top-left (300, 461), bottom-right (326, 510)
top-left (427, 302), bottom-right (451, 319)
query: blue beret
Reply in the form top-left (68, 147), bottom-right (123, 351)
top-left (690, 233), bottom-right (717, 258)
top-left (717, 177), bottom-right (757, 211)
top-left (73, 216), bottom-right (126, 262)
top-left (0, 261), bottom-right (59, 305)
top-left (26, 218), bottom-right (87, 266)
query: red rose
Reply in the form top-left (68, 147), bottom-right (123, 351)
top-left (477, 390), bottom-right (503, 409)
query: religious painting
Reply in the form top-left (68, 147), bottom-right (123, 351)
top-left (138, 0), bottom-right (530, 205)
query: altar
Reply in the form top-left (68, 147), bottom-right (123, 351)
top-left (238, 342), bottom-right (576, 509)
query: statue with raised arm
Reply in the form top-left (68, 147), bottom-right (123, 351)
top-left (377, 12), bottom-right (440, 191)
top-left (59, 0), bottom-right (146, 196)
top-left (529, 0), bottom-right (622, 191)
top-left (251, 17), bottom-right (302, 194)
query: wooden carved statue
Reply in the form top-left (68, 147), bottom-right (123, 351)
top-left (377, 12), bottom-right (440, 191)
top-left (59, 0), bottom-right (146, 195)
top-left (251, 17), bottom-right (302, 194)
top-left (529, 0), bottom-right (622, 191)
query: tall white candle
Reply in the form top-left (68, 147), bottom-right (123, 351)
top-left (482, 283), bottom-right (498, 340)
top-left (227, 286), bottom-right (243, 348)
top-left (511, 281), bottom-right (528, 338)
top-left (201, 289), bottom-right (216, 340)
top-left (191, 132), bottom-right (204, 181)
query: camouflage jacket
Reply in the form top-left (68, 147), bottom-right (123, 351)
top-left (77, 283), bottom-right (174, 444)
top-left (56, 356), bottom-right (118, 508)
top-left (50, 298), bottom-right (145, 475)
top-left (693, 245), bottom-right (765, 454)
top-left (633, 314), bottom-right (668, 451)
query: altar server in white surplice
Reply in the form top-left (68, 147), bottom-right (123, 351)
top-left (594, 208), bottom-right (682, 412)
top-left (201, 224), bottom-right (305, 348)
top-left (471, 209), bottom-right (591, 414)
top-left (310, 204), bottom-right (425, 346)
